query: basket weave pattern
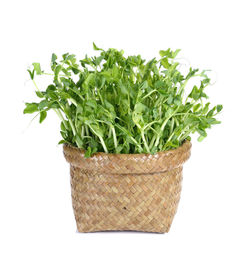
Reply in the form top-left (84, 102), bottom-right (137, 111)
top-left (63, 141), bottom-right (191, 233)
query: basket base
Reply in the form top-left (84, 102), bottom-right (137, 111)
top-left (76, 229), bottom-right (167, 234)
top-left (70, 166), bottom-right (183, 233)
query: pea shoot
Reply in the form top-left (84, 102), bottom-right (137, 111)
top-left (24, 43), bottom-right (222, 157)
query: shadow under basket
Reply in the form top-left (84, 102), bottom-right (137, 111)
top-left (63, 141), bottom-right (191, 233)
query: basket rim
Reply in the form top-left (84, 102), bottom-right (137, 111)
top-left (63, 140), bottom-right (191, 159)
top-left (63, 140), bottom-right (191, 174)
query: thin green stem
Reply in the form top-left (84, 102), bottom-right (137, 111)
top-left (54, 109), bottom-right (67, 129)
top-left (68, 119), bottom-right (76, 136)
top-left (57, 103), bottom-right (77, 136)
top-left (149, 135), bottom-right (156, 150)
top-left (111, 126), bottom-right (118, 149)
top-left (85, 125), bottom-right (89, 136)
top-left (169, 117), bottom-right (174, 135)
top-left (141, 131), bottom-right (150, 153)
top-left (32, 79), bottom-right (42, 93)
top-left (142, 89), bottom-right (157, 99)
top-left (97, 89), bottom-right (104, 105)
top-left (179, 130), bottom-right (192, 143)
top-left (42, 72), bottom-right (54, 76)
top-left (99, 137), bottom-right (108, 153)
top-left (88, 124), bottom-right (108, 153)
top-left (177, 79), bottom-right (189, 95)
top-left (108, 126), bottom-right (112, 138)
top-left (166, 131), bottom-right (176, 144)
top-left (143, 120), bottom-right (159, 131)
top-left (154, 108), bottom-right (178, 147)
top-left (81, 125), bottom-right (85, 138)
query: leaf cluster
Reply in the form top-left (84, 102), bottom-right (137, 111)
top-left (24, 43), bottom-right (222, 157)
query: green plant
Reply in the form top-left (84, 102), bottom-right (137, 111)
top-left (24, 43), bottom-right (222, 157)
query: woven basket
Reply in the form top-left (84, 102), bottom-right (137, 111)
top-left (63, 140), bottom-right (191, 233)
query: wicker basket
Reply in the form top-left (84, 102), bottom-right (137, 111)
top-left (63, 140), bottom-right (191, 233)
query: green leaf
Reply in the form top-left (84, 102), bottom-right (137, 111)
top-left (85, 73), bottom-right (95, 85)
top-left (193, 103), bottom-right (201, 112)
top-left (207, 118), bottom-right (221, 125)
top-left (119, 83), bottom-right (129, 95)
top-left (58, 91), bottom-right (71, 99)
top-left (75, 134), bottom-right (83, 147)
top-left (51, 53), bottom-right (57, 63)
top-left (39, 111), bottom-right (47, 123)
top-left (60, 131), bottom-right (68, 140)
top-left (167, 95), bottom-right (173, 104)
top-left (186, 68), bottom-right (199, 80)
top-left (58, 139), bottom-right (67, 145)
top-left (49, 102), bottom-right (60, 109)
top-left (203, 102), bottom-right (210, 114)
top-left (60, 121), bottom-right (66, 131)
top-left (38, 100), bottom-right (49, 110)
top-left (35, 91), bottom-right (44, 98)
top-left (23, 103), bottom-right (38, 114)
top-left (32, 63), bottom-right (42, 75)
top-left (165, 107), bottom-right (174, 118)
top-left (71, 67), bottom-right (80, 74)
top-left (198, 135), bottom-right (206, 142)
top-left (46, 85), bottom-right (56, 92)
top-left (86, 100), bottom-right (97, 110)
top-left (134, 103), bottom-right (147, 113)
top-left (62, 53), bottom-right (69, 60)
top-left (189, 86), bottom-right (200, 100)
top-left (54, 65), bottom-right (62, 77)
top-left (47, 91), bottom-right (58, 100)
top-left (216, 105), bottom-right (223, 113)
top-left (84, 147), bottom-right (92, 158)
top-left (197, 127), bottom-right (207, 137)
top-left (160, 57), bottom-right (170, 69)
top-left (173, 49), bottom-right (181, 58)
top-left (159, 48), bottom-right (181, 58)
top-left (159, 49), bottom-right (171, 58)
top-left (104, 100), bottom-right (114, 111)
top-left (89, 124), bottom-right (104, 137)
top-left (84, 146), bottom-right (98, 158)
top-left (27, 69), bottom-right (34, 80)
top-left (115, 145), bottom-right (123, 153)
top-left (174, 98), bottom-right (181, 106)
top-left (93, 42), bottom-right (103, 51)
top-left (207, 107), bottom-right (216, 118)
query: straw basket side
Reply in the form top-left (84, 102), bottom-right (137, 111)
top-left (63, 141), bottom-right (191, 233)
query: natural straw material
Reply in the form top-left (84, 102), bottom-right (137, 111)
top-left (63, 141), bottom-right (191, 233)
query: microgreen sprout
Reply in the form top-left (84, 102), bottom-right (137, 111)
top-left (24, 43), bottom-right (222, 157)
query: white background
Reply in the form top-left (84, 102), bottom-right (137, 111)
top-left (1, 0), bottom-right (250, 258)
